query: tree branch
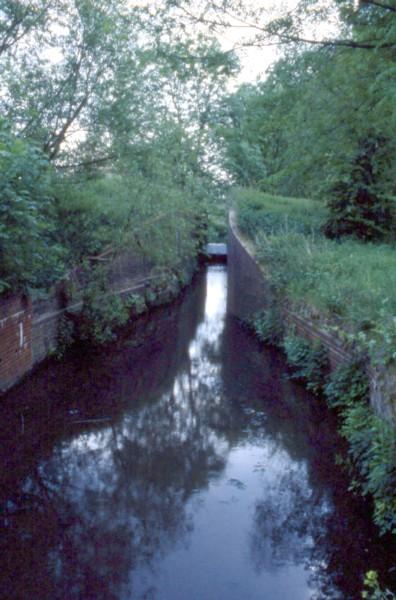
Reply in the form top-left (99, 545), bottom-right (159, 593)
top-left (57, 154), bottom-right (117, 170)
top-left (174, 2), bottom-right (396, 50)
top-left (274, 32), bottom-right (395, 50)
top-left (360, 0), bottom-right (396, 12)
top-left (0, 5), bottom-right (48, 55)
top-left (45, 94), bottom-right (89, 160)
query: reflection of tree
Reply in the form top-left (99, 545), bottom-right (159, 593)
top-left (249, 460), bottom-right (392, 600)
top-left (250, 463), bottom-right (323, 571)
top-left (249, 460), bottom-right (343, 599)
top-left (0, 267), bottom-right (238, 600)
top-left (221, 315), bottom-right (395, 600)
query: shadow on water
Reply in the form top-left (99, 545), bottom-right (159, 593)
top-left (0, 266), bottom-right (394, 600)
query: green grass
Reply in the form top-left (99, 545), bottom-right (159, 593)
top-left (233, 187), bottom-right (326, 238)
top-left (234, 187), bottom-right (396, 364)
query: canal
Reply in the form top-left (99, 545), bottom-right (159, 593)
top-left (0, 265), bottom-right (393, 599)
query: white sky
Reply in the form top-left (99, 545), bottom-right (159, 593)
top-left (207, 0), bottom-right (298, 83)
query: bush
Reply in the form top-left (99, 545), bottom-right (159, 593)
top-left (282, 334), bottom-right (329, 395)
top-left (325, 361), bottom-right (396, 535)
top-left (0, 121), bottom-right (65, 293)
top-left (125, 293), bottom-right (147, 316)
top-left (55, 315), bottom-right (76, 359)
top-left (341, 402), bottom-right (396, 535)
top-left (252, 306), bottom-right (284, 345)
top-left (78, 267), bottom-right (130, 345)
top-left (324, 360), bottom-right (370, 408)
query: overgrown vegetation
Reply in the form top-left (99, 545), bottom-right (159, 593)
top-left (54, 258), bottom-right (191, 351)
top-left (0, 121), bottom-right (64, 293)
top-left (235, 189), bottom-right (396, 366)
top-left (0, 1), bottom-right (233, 300)
top-left (77, 268), bottom-right (131, 345)
top-left (251, 314), bottom-right (396, 537)
top-left (282, 335), bottom-right (329, 396)
top-left (252, 306), bottom-right (284, 346)
top-left (325, 362), bottom-right (396, 536)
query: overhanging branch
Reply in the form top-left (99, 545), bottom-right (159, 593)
top-left (360, 0), bottom-right (396, 13)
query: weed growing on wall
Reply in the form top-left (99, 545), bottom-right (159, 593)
top-left (324, 360), bottom-right (370, 409)
top-left (55, 315), bottom-right (76, 359)
top-left (344, 404), bottom-right (396, 534)
top-left (80, 291), bottom-right (129, 346)
top-left (282, 339), bottom-right (396, 535)
top-left (78, 267), bottom-right (130, 345)
top-left (125, 293), bottom-right (147, 316)
top-left (362, 570), bottom-right (396, 600)
top-left (330, 377), bottom-right (396, 538)
top-left (252, 306), bottom-right (284, 346)
top-left (282, 345), bottom-right (396, 536)
top-left (72, 263), bottom-right (192, 347)
top-left (147, 268), bottom-right (182, 306)
top-left (282, 335), bottom-right (329, 396)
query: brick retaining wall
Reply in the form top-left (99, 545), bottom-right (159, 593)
top-left (228, 212), bottom-right (396, 425)
top-left (228, 213), bottom-right (352, 369)
top-left (0, 250), bottom-right (160, 393)
top-left (0, 296), bottom-right (33, 391)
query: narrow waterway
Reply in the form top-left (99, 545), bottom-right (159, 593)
top-left (0, 265), bottom-right (393, 600)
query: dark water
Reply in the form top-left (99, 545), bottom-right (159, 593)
top-left (0, 266), bottom-right (394, 600)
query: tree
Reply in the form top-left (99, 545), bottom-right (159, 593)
top-left (0, 1), bottom-right (238, 295)
top-left (215, 0), bottom-right (396, 238)
top-left (0, 0), bottom-right (50, 56)
top-left (323, 135), bottom-right (396, 240)
top-left (0, 0), bottom-right (143, 162)
top-left (0, 120), bottom-right (64, 293)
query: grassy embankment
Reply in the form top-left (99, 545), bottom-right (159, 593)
top-left (233, 187), bottom-right (396, 538)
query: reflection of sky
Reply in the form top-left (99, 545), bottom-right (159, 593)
top-left (189, 266), bottom-right (227, 357)
top-left (16, 266), bottom-right (347, 600)
top-left (203, 266), bottom-right (228, 321)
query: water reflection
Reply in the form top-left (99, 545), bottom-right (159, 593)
top-left (0, 266), bottom-right (394, 600)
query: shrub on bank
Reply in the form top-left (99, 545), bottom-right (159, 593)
top-left (56, 262), bottom-right (191, 352)
top-left (325, 362), bottom-right (396, 535)
top-left (282, 335), bottom-right (329, 396)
